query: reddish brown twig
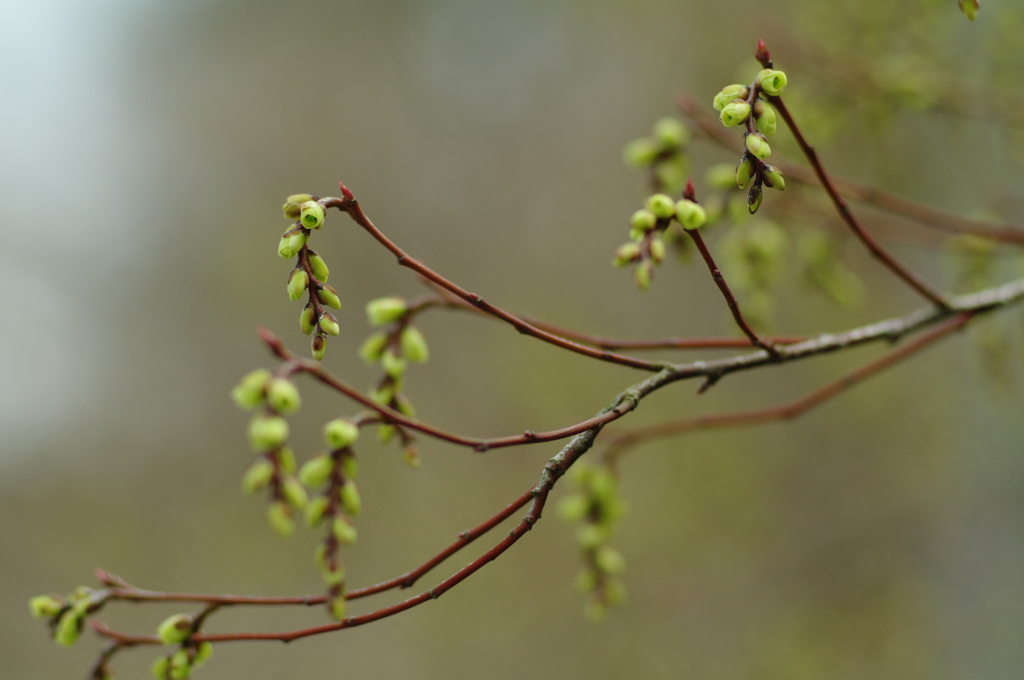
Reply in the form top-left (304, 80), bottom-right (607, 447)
top-left (322, 189), bottom-right (664, 372)
top-left (604, 311), bottom-right (972, 461)
top-left (94, 427), bottom-right (604, 646)
top-left (749, 44), bottom-right (949, 308)
top-left (685, 224), bottom-right (780, 358)
top-left (260, 326), bottom-right (641, 452)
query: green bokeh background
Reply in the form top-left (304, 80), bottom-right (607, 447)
top-left (2, 1), bottom-right (1023, 678)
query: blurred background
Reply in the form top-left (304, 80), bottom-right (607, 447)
top-left (3, 0), bottom-right (1023, 678)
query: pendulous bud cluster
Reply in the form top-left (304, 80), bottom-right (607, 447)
top-left (279, 194), bottom-right (342, 360)
top-left (623, 116), bottom-right (692, 194)
top-left (297, 417), bottom-right (365, 620)
top-left (28, 586), bottom-right (107, 648)
top-left (712, 66), bottom-right (789, 214)
top-left (359, 297), bottom-right (428, 467)
top-left (558, 463), bottom-right (628, 622)
top-left (612, 191), bottom-right (708, 291)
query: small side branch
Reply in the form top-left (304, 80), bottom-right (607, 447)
top-left (685, 226), bottom-right (781, 359)
top-left (321, 191), bottom-right (664, 373)
top-left (766, 93), bottom-right (950, 308)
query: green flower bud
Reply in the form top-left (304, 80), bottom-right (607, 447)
top-left (719, 100), bottom-right (751, 127)
top-left (377, 423), bottom-right (396, 444)
top-left (612, 242), bottom-right (642, 268)
top-left (54, 610), bottom-right (82, 646)
top-left (705, 162), bottom-right (738, 190)
top-left (574, 568), bottom-right (599, 594)
top-left (745, 133), bottom-right (771, 160)
top-left (762, 164), bottom-right (786, 190)
top-left (282, 194), bottom-right (312, 219)
top-left (277, 230), bottom-right (307, 259)
top-left (757, 69), bottom-right (788, 96)
top-left (629, 208), bottom-right (657, 233)
top-left (311, 334), bottom-right (327, 361)
top-left (622, 138), bottom-right (659, 167)
top-left (300, 304), bottom-right (317, 336)
top-left (339, 480), bottom-right (362, 517)
top-left (281, 475), bottom-right (308, 510)
top-left (675, 199), bottom-right (708, 230)
top-left (316, 283), bottom-right (342, 309)
top-left (248, 415), bottom-right (288, 451)
top-left (324, 418), bottom-right (360, 450)
top-left (278, 445), bottom-right (297, 474)
top-left (151, 656), bottom-right (171, 680)
top-left (633, 261), bottom-right (653, 291)
top-left (747, 183), bottom-right (764, 214)
top-left (402, 443), bottom-right (421, 468)
top-left (399, 326), bottom-right (429, 363)
top-left (558, 494), bottom-right (589, 522)
top-left (193, 642), bottom-right (213, 668)
top-left (306, 251), bottom-right (330, 282)
top-left (359, 332), bottom-right (389, 364)
top-left (753, 99), bottom-right (777, 136)
top-left (604, 578), bottom-right (627, 606)
top-left (713, 84), bottom-right (749, 111)
top-left (381, 348), bottom-right (406, 377)
top-left (736, 155), bottom-right (755, 189)
top-left (959, 0), bottom-right (979, 21)
top-left (341, 453), bottom-right (358, 480)
top-left (299, 454), bottom-right (334, 488)
top-left (169, 648), bottom-right (191, 680)
top-left (645, 193), bottom-right (676, 219)
top-left (156, 613), bottom-right (194, 645)
top-left (649, 236), bottom-right (666, 263)
top-left (304, 495), bottom-right (331, 527)
top-left (332, 516), bottom-right (358, 546)
top-left (365, 296), bottom-right (408, 326)
top-left (287, 268), bottom-right (309, 301)
top-left (370, 385), bottom-right (394, 407)
top-left (29, 594), bottom-right (64, 619)
top-left (315, 543), bottom-right (346, 585)
top-left (231, 369), bottom-right (271, 410)
top-left (329, 596), bottom-right (347, 621)
top-left (299, 201), bottom-right (325, 230)
top-left (595, 546), bottom-right (626, 575)
top-left (576, 524), bottom-right (610, 550)
top-left (241, 457), bottom-right (275, 494)
top-left (266, 501), bottom-right (295, 538)
top-left (266, 378), bottom-right (301, 415)
top-left (319, 313), bottom-right (341, 336)
top-left (652, 117), bottom-right (689, 149)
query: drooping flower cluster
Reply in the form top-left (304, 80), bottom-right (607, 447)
top-left (712, 68), bottom-right (789, 214)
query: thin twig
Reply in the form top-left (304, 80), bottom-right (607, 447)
top-left (322, 188), bottom-right (664, 373)
top-left (685, 226), bottom-right (780, 358)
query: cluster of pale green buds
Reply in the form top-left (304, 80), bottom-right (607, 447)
top-left (232, 369), bottom-right (309, 537)
top-left (558, 463), bottom-right (628, 622)
top-left (300, 417), bottom-right (362, 620)
top-left (613, 192), bottom-right (708, 290)
top-left (29, 587), bottom-right (105, 648)
top-left (359, 296), bottom-right (429, 467)
top-left (622, 117), bottom-right (691, 194)
top-left (150, 614), bottom-right (214, 680)
top-left (712, 70), bottom-right (788, 214)
top-left (280, 194), bottom-right (340, 361)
